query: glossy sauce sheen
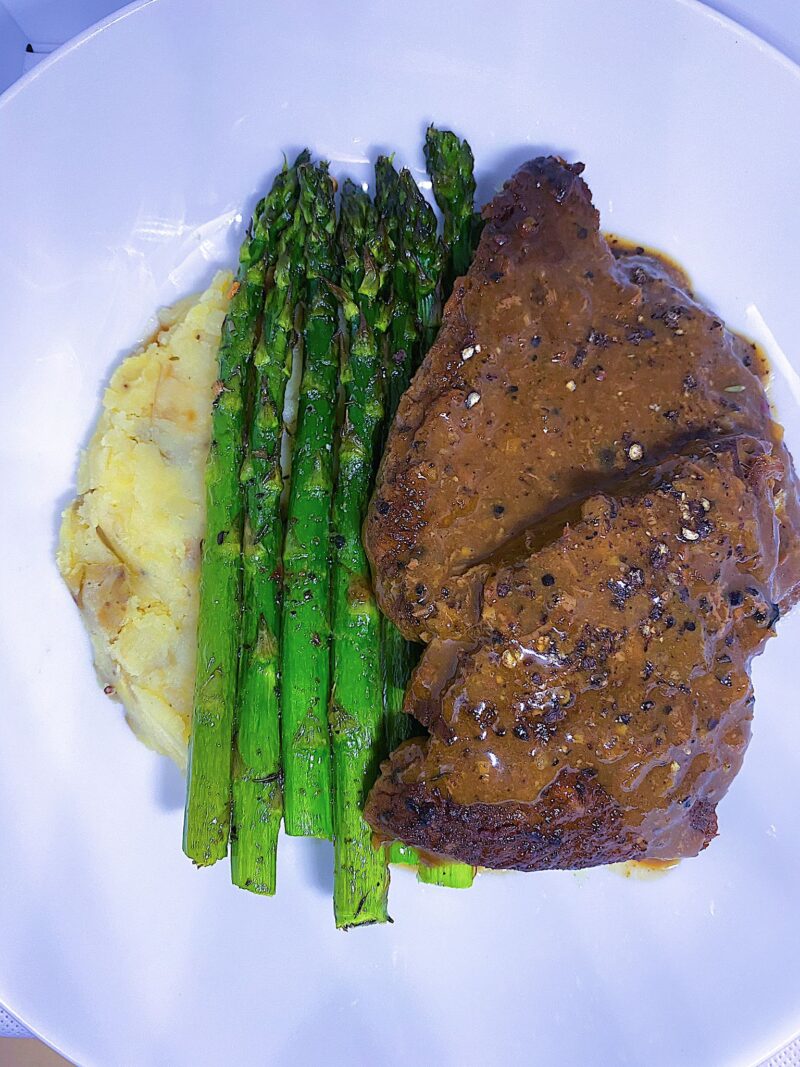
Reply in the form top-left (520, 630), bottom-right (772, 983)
top-left (364, 158), bottom-right (800, 870)
top-left (367, 439), bottom-right (784, 868)
top-left (365, 158), bottom-right (800, 642)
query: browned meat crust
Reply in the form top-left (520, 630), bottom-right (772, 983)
top-left (365, 158), bottom-right (800, 643)
top-left (365, 438), bottom-right (786, 869)
top-left (369, 756), bottom-right (639, 872)
top-left (364, 156), bottom-right (800, 871)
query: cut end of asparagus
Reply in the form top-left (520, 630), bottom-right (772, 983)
top-left (182, 710), bottom-right (237, 865)
top-left (418, 861), bottom-right (476, 889)
top-left (230, 778), bottom-right (281, 894)
top-left (334, 867), bottom-right (391, 928)
top-left (182, 814), bottom-right (230, 868)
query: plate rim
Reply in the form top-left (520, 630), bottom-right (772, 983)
top-left (2, 2), bottom-right (800, 1065)
top-left (3, 0), bottom-right (800, 118)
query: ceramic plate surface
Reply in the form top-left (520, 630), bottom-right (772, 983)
top-left (1, 1), bottom-right (800, 1064)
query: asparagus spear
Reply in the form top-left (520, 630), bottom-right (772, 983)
top-left (377, 158), bottom-right (418, 427)
top-left (421, 132), bottom-right (483, 827)
top-left (372, 161), bottom-right (471, 886)
top-left (231, 154), bottom-right (308, 893)
top-left (424, 125), bottom-right (480, 291)
top-left (384, 170), bottom-right (476, 890)
top-left (281, 162), bottom-right (339, 839)
top-left (398, 167), bottom-right (442, 367)
top-left (330, 181), bottom-right (392, 927)
top-left (183, 169), bottom-right (297, 866)
top-left (374, 161), bottom-right (422, 862)
top-left (379, 166), bottom-right (438, 766)
top-left (411, 143), bottom-right (481, 887)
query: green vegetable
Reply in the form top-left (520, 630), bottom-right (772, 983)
top-left (280, 162), bottom-right (339, 839)
top-left (424, 125), bottom-right (480, 290)
top-left (188, 135), bottom-right (482, 905)
top-left (418, 133), bottom-right (481, 885)
top-left (184, 165), bottom-right (298, 866)
top-left (417, 861), bottom-right (476, 888)
top-left (377, 158), bottom-right (419, 422)
top-left (231, 153), bottom-right (309, 893)
top-left (379, 164), bottom-right (429, 760)
top-left (374, 158), bottom-right (419, 841)
top-left (398, 167), bottom-right (442, 362)
top-left (329, 181), bottom-right (394, 927)
top-left (374, 159), bottom-right (475, 887)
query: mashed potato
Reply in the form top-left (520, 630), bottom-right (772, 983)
top-left (57, 272), bottom-right (232, 769)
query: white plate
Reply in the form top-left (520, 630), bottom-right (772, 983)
top-left (2, 1), bottom-right (800, 1064)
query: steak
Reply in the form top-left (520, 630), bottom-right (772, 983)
top-left (363, 156), bottom-right (800, 870)
top-left (365, 439), bottom-right (786, 869)
top-left (364, 157), bottom-right (800, 643)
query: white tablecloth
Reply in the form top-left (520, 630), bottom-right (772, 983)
top-left (0, 1), bottom-right (799, 1062)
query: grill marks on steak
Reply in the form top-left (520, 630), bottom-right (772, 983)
top-left (363, 156), bottom-right (800, 870)
top-left (365, 157), bottom-right (800, 643)
top-left (365, 439), bottom-right (785, 869)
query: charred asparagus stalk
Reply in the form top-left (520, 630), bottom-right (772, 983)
top-left (392, 169), bottom-right (476, 889)
top-left (231, 153), bottom-right (308, 892)
top-left (374, 159), bottom-right (418, 786)
top-left (424, 125), bottom-right (480, 291)
top-left (329, 181), bottom-right (393, 927)
top-left (184, 165), bottom-right (298, 866)
top-left (280, 162), bottom-right (339, 839)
